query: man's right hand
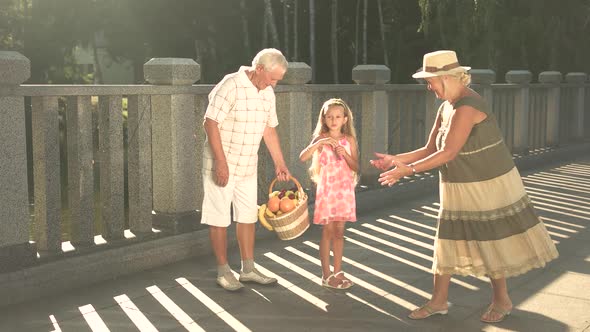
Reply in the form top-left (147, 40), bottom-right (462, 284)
top-left (214, 160), bottom-right (230, 187)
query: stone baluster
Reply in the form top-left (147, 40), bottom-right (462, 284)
top-left (538, 71), bottom-right (562, 147)
top-left (144, 58), bottom-right (201, 233)
top-left (471, 69), bottom-right (496, 107)
top-left (98, 95), bottom-right (125, 240)
top-left (127, 95), bottom-right (153, 236)
top-left (506, 70), bottom-right (532, 154)
top-left (565, 72), bottom-right (587, 141)
top-left (0, 51), bottom-right (35, 271)
top-left (352, 65), bottom-right (390, 184)
top-left (66, 96), bottom-right (95, 246)
top-left (32, 95), bottom-right (61, 254)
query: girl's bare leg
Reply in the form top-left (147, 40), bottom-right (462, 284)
top-left (319, 223), bottom-right (342, 287)
top-left (331, 221), bottom-right (346, 274)
top-left (319, 223), bottom-right (334, 278)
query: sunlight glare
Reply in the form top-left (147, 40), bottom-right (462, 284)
top-left (375, 218), bottom-right (436, 239)
top-left (146, 285), bottom-right (205, 332)
top-left (257, 257), bottom-right (329, 312)
top-left (176, 278), bottom-right (251, 332)
top-left (78, 304), bottom-right (110, 332)
top-left (285, 246), bottom-right (419, 310)
top-left (303, 241), bottom-right (431, 299)
top-left (388, 214), bottom-right (437, 230)
top-left (114, 294), bottom-right (158, 332)
top-left (344, 236), bottom-right (480, 290)
top-left (363, 222), bottom-right (434, 250)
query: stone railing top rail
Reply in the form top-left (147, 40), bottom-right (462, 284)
top-left (2, 81), bottom-right (587, 98)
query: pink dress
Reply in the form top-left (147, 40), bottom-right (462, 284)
top-left (313, 137), bottom-right (357, 225)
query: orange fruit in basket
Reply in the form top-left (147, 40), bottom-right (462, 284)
top-left (279, 198), bottom-right (295, 213)
top-left (268, 196), bottom-right (281, 213)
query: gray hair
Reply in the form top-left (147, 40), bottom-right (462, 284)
top-left (252, 48), bottom-right (288, 72)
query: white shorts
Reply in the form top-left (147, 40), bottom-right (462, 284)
top-left (201, 173), bottom-right (258, 227)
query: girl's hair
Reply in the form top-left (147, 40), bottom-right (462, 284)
top-left (309, 98), bottom-right (359, 185)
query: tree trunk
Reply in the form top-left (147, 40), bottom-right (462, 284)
top-left (293, 0), bottom-right (299, 61)
top-left (331, 0), bottom-right (339, 83)
top-left (264, 0), bottom-right (280, 47)
top-left (194, 39), bottom-right (204, 82)
top-left (239, 0), bottom-right (251, 56)
top-left (91, 35), bottom-right (103, 84)
top-left (354, 0), bottom-right (360, 65)
top-left (362, 0), bottom-right (368, 64)
top-left (262, 10), bottom-right (268, 47)
top-left (309, 0), bottom-right (316, 82)
top-left (21, 0), bottom-right (29, 50)
top-left (377, 0), bottom-right (389, 67)
top-left (283, 0), bottom-right (290, 58)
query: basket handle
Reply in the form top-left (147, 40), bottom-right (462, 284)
top-left (268, 176), bottom-right (304, 196)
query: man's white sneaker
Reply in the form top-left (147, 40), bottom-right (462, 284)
top-left (216, 273), bottom-right (244, 291)
top-left (239, 268), bottom-right (277, 285)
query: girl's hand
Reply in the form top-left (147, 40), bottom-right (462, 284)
top-left (317, 137), bottom-right (338, 149)
top-left (370, 152), bottom-right (395, 170)
top-left (334, 145), bottom-right (347, 157)
top-left (378, 160), bottom-right (412, 187)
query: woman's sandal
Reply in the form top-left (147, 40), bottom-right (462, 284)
top-left (480, 304), bottom-right (511, 323)
top-left (408, 303), bottom-right (449, 320)
top-left (321, 273), bottom-right (352, 290)
top-left (334, 271), bottom-right (354, 288)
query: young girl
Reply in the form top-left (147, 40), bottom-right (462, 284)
top-left (299, 98), bottom-right (359, 289)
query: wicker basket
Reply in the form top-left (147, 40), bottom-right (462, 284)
top-left (266, 176), bottom-right (310, 240)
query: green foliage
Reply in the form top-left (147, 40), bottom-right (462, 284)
top-left (1, 0), bottom-right (589, 84)
top-left (417, 0), bottom-right (590, 78)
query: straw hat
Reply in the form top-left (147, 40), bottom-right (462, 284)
top-left (412, 50), bottom-right (471, 78)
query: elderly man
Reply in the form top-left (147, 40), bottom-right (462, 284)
top-left (201, 48), bottom-right (291, 291)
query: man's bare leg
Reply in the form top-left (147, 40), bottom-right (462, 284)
top-left (236, 223), bottom-right (255, 261)
top-left (209, 225), bottom-right (228, 265)
top-left (236, 222), bottom-right (276, 284)
top-left (210, 225), bottom-right (243, 291)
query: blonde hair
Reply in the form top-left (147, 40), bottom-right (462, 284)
top-left (449, 70), bottom-right (471, 86)
top-left (309, 98), bottom-right (359, 185)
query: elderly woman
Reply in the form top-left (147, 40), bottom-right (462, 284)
top-left (371, 50), bottom-right (558, 323)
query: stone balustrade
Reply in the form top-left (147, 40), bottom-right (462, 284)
top-left (0, 51), bottom-right (588, 306)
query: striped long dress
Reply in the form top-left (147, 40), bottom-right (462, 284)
top-left (433, 96), bottom-right (558, 279)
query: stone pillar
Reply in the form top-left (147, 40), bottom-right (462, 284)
top-left (506, 70), bottom-right (532, 154)
top-left (0, 51), bottom-right (35, 272)
top-left (471, 69), bottom-right (496, 106)
top-left (539, 71), bottom-right (562, 147)
top-left (144, 58), bottom-right (201, 233)
top-left (275, 62), bottom-right (313, 190)
top-left (352, 65), bottom-right (390, 184)
top-left (565, 72), bottom-right (587, 140)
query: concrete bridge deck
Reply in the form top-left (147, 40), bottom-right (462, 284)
top-left (1, 156), bottom-right (589, 332)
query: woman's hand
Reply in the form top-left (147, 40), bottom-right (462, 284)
top-left (378, 160), bottom-right (413, 187)
top-left (370, 152), bottom-right (395, 170)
